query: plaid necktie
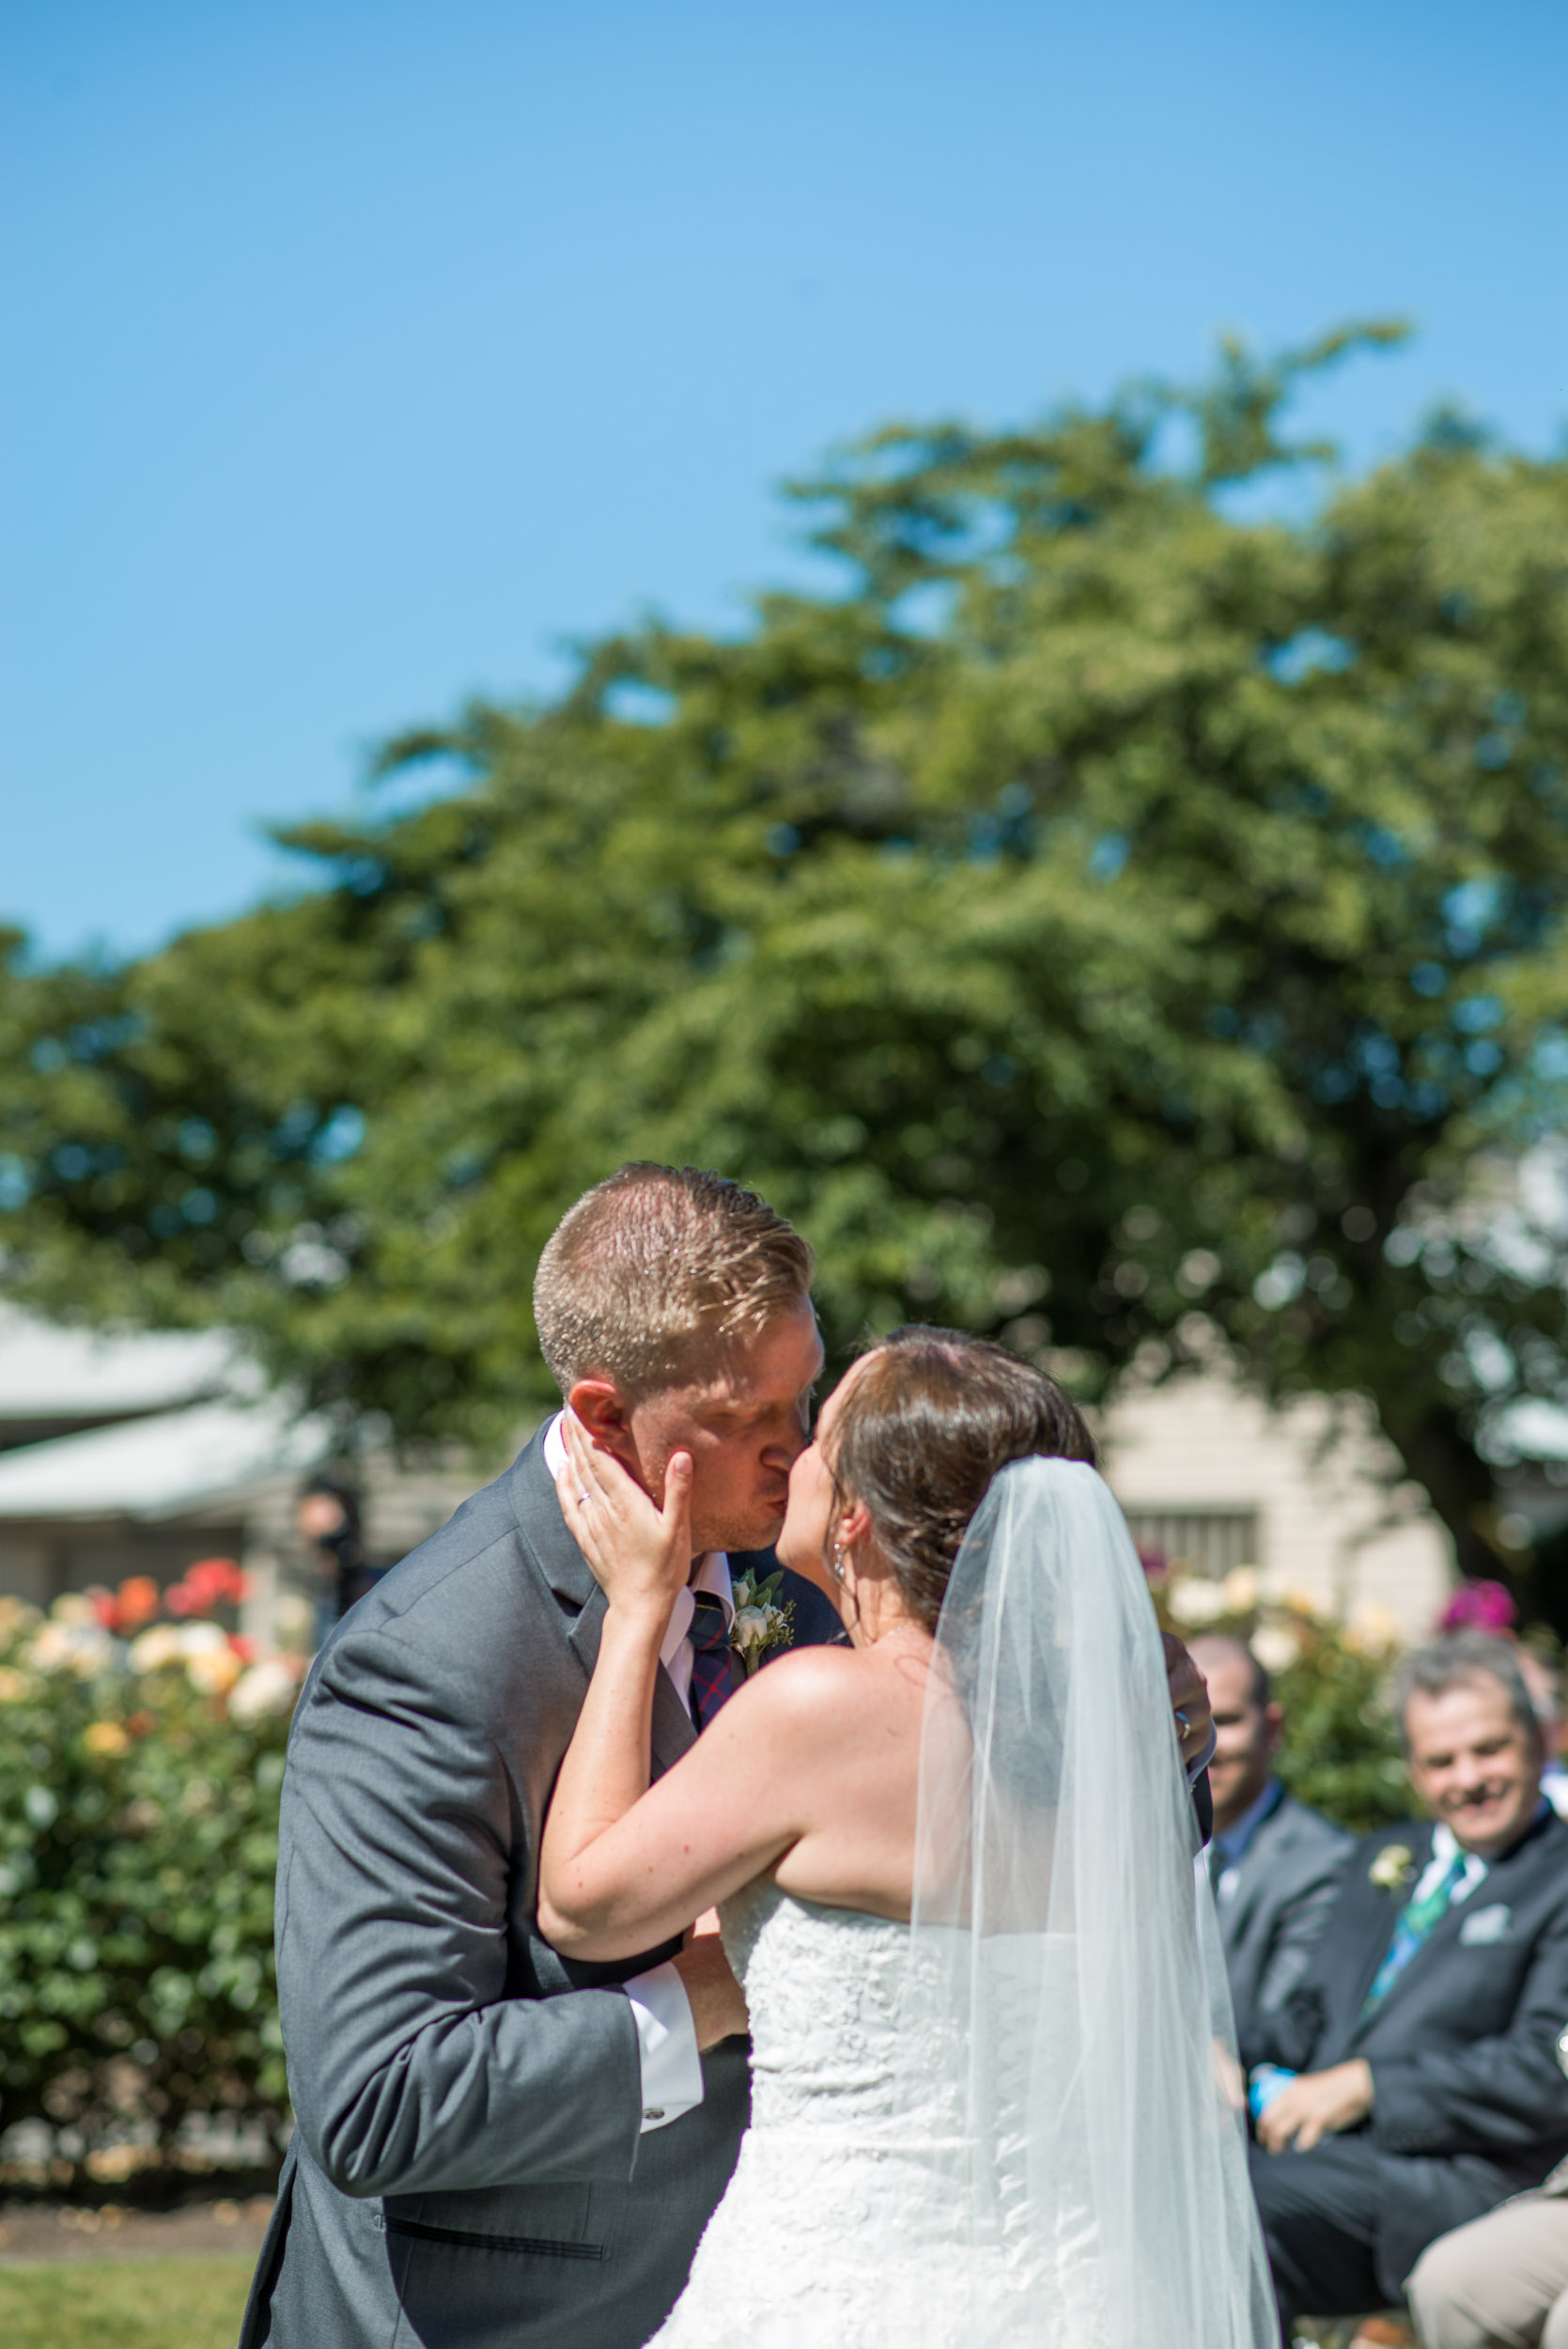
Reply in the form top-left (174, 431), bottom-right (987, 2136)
top-left (1361, 1848), bottom-right (1469, 2017)
top-left (687, 1593), bottom-right (737, 1734)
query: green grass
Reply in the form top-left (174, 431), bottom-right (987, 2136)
top-left (0, 2254), bottom-right (254, 2349)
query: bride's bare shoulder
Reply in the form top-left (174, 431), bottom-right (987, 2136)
top-left (750, 1641), bottom-right (862, 1698)
top-left (736, 1641), bottom-right (866, 1729)
top-left (732, 1641), bottom-right (922, 1755)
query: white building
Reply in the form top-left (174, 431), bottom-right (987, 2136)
top-left (1096, 1365), bottom-right (1455, 1641)
top-left (0, 1309), bottom-right (474, 1649)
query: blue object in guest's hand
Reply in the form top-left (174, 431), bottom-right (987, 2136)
top-left (1248, 2063), bottom-right (1297, 2123)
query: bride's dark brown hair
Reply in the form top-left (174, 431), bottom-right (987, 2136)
top-left (826, 1325), bottom-right (1096, 1632)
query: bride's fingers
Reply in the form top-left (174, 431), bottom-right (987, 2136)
top-left (560, 1412), bottom-right (691, 1597)
top-left (562, 1411), bottom-right (639, 1523)
top-left (660, 1450), bottom-right (693, 1558)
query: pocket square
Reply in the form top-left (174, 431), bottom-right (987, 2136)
top-left (1458, 1902), bottom-right (1512, 1947)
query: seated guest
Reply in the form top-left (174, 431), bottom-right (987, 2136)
top-left (1191, 1632), bottom-right (1354, 2044)
top-left (1246, 1631), bottom-right (1568, 2340)
top-left (1406, 2145), bottom-right (1568, 2348)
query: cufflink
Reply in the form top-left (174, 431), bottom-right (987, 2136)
top-left (644, 2108), bottom-right (665, 2122)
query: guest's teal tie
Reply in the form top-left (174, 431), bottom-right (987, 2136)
top-left (1360, 1849), bottom-right (1469, 2017)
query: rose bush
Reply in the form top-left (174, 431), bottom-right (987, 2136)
top-left (0, 1581), bottom-right (303, 2182)
top-left (1151, 1565), bottom-right (1411, 1833)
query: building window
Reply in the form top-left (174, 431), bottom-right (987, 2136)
top-left (1122, 1509), bottom-right (1260, 1578)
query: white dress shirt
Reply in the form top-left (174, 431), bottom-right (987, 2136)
top-left (1411, 1819), bottom-right (1490, 1910)
top-left (544, 1412), bottom-right (730, 2132)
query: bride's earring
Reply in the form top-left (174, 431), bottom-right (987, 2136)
top-left (830, 1546), bottom-right (846, 1584)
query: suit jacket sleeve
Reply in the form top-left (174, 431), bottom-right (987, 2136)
top-left (1367, 1903), bottom-right (1568, 2159)
top-left (1241, 1980), bottom-right (1323, 2075)
top-left (276, 1621), bottom-right (644, 2199)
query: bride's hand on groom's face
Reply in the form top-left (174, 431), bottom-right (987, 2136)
top-left (557, 1410), bottom-right (694, 1624)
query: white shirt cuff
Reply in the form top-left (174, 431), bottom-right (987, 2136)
top-left (625, 1961), bottom-right (705, 2134)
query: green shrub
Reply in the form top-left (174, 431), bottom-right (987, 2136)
top-left (0, 1594), bottom-right (302, 2177)
top-left (1155, 1568), bottom-right (1412, 1834)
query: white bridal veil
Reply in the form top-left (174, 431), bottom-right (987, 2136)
top-left (904, 1455), bottom-right (1276, 2348)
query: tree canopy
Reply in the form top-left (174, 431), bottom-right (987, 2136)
top-left (6, 324), bottom-right (1568, 1594)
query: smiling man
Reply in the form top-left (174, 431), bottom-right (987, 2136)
top-left (1244, 1631), bottom-right (1568, 2340)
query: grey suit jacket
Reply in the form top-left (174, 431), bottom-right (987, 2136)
top-left (1212, 1785), bottom-right (1352, 2044)
top-left (240, 1429), bottom-right (762, 2349)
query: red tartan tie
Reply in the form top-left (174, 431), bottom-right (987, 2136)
top-left (688, 1593), bottom-right (737, 1733)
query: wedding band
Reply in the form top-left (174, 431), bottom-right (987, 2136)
top-left (576, 1493), bottom-right (590, 1508)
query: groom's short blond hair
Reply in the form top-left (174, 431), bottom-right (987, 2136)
top-left (534, 1163), bottom-right (815, 1398)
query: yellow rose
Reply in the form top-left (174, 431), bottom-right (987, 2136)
top-left (186, 1645), bottom-right (243, 1697)
top-left (129, 1625), bottom-right (185, 1672)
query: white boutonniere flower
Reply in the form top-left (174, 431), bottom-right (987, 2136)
top-left (1369, 1843), bottom-right (1415, 1893)
top-left (729, 1568), bottom-right (795, 1675)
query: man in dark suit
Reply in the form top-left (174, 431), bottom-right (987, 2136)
top-left (1245, 1630), bottom-right (1568, 2339)
top-left (1191, 1632), bottom-right (1353, 2044)
top-left (242, 1163), bottom-right (1216, 2349)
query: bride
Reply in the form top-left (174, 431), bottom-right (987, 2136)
top-left (538, 1325), bottom-right (1274, 2346)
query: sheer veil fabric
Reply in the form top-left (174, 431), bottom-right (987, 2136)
top-left (904, 1456), bottom-right (1276, 2347)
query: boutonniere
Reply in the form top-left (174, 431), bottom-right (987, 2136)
top-left (729, 1567), bottom-right (795, 1676)
top-left (1369, 1843), bottom-right (1415, 1893)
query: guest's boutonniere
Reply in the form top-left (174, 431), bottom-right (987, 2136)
top-left (1369, 1843), bottom-right (1415, 1894)
top-left (729, 1567), bottom-right (795, 1676)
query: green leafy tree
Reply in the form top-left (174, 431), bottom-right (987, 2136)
top-left (5, 324), bottom-right (1568, 1596)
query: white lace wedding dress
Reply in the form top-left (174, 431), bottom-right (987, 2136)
top-left (649, 1876), bottom-right (1061, 2348)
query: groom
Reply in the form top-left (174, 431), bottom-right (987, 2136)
top-left (241, 1163), bottom-right (1212, 2349)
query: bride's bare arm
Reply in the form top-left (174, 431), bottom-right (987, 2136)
top-left (539, 1641), bottom-right (854, 1959)
top-left (539, 1418), bottom-right (691, 1881)
top-left (538, 1416), bottom-right (694, 1910)
top-left (538, 1416), bottom-right (836, 1959)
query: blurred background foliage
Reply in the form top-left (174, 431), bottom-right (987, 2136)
top-left (0, 1595), bottom-right (296, 2181)
top-left (5, 325), bottom-right (1568, 1598)
top-left (1156, 1566), bottom-right (1410, 1833)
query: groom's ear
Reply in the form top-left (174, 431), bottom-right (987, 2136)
top-left (567, 1378), bottom-right (637, 1467)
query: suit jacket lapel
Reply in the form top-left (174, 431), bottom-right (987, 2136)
top-left (1215, 1789), bottom-right (1289, 1945)
top-left (1344, 1824), bottom-right (1436, 2038)
top-left (510, 1426), bottom-right (598, 1613)
top-left (1226, 1827), bottom-right (1280, 1940)
top-left (508, 1426), bottom-right (697, 1777)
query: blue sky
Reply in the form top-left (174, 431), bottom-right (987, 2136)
top-left (4, 0), bottom-right (1565, 962)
